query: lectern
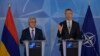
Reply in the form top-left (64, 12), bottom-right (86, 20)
top-left (62, 39), bottom-right (82, 56)
top-left (23, 40), bottom-right (45, 56)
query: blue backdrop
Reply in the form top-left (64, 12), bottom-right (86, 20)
top-left (0, 0), bottom-right (100, 56)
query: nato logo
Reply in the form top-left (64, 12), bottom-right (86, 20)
top-left (82, 32), bottom-right (96, 47)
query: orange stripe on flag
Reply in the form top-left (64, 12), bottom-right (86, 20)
top-left (0, 41), bottom-right (10, 56)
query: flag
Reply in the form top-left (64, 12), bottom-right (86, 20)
top-left (0, 41), bottom-right (10, 56)
top-left (81, 6), bottom-right (99, 56)
top-left (0, 6), bottom-right (20, 56)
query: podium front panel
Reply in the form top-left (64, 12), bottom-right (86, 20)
top-left (29, 41), bottom-right (42, 56)
top-left (66, 41), bottom-right (78, 56)
top-left (62, 40), bottom-right (82, 56)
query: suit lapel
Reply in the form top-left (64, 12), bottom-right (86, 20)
top-left (34, 28), bottom-right (38, 40)
top-left (34, 28), bottom-right (37, 38)
top-left (70, 21), bottom-right (73, 34)
top-left (27, 28), bottom-right (32, 40)
top-left (64, 21), bottom-right (69, 34)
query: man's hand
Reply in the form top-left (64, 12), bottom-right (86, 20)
top-left (70, 38), bottom-right (74, 40)
top-left (58, 24), bottom-right (63, 34)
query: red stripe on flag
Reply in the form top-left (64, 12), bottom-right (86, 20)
top-left (5, 7), bottom-right (19, 44)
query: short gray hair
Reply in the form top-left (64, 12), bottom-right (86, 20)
top-left (28, 16), bottom-right (36, 23)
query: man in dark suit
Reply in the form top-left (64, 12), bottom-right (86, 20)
top-left (20, 17), bottom-right (45, 56)
top-left (57, 8), bottom-right (81, 56)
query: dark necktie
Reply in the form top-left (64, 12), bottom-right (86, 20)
top-left (68, 21), bottom-right (71, 34)
top-left (29, 30), bottom-right (35, 48)
top-left (31, 30), bottom-right (35, 41)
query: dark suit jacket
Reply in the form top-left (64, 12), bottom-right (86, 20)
top-left (57, 20), bottom-right (81, 40)
top-left (57, 20), bottom-right (81, 53)
top-left (20, 27), bottom-right (45, 44)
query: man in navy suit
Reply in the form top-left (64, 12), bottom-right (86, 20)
top-left (20, 17), bottom-right (45, 44)
top-left (20, 17), bottom-right (45, 56)
top-left (57, 8), bottom-right (81, 56)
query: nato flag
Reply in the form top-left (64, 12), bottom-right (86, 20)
top-left (81, 6), bottom-right (100, 56)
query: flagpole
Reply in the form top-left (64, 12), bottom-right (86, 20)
top-left (8, 0), bottom-right (10, 7)
top-left (88, 0), bottom-right (90, 6)
top-left (93, 47), bottom-right (100, 56)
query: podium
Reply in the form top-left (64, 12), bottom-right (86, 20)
top-left (23, 40), bottom-right (45, 56)
top-left (62, 39), bottom-right (82, 56)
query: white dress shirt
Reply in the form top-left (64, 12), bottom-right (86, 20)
top-left (29, 27), bottom-right (35, 38)
top-left (66, 20), bottom-right (72, 34)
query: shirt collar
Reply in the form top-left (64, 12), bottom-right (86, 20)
top-left (29, 27), bottom-right (35, 31)
top-left (66, 20), bottom-right (72, 23)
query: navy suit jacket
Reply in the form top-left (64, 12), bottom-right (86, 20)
top-left (57, 20), bottom-right (81, 40)
top-left (20, 27), bottom-right (45, 44)
top-left (57, 20), bottom-right (81, 56)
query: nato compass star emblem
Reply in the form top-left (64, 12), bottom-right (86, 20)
top-left (82, 32), bottom-right (96, 47)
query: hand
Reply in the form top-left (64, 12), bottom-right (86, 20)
top-left (70, 38), bottom-right (74, 40)
top-left (58, 24), bottom-right (63, 34)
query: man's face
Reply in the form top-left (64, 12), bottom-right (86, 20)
top-left (65, 10), bottom-right (73, 20)
top-left (29, 19), bottom-right (36, 28)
